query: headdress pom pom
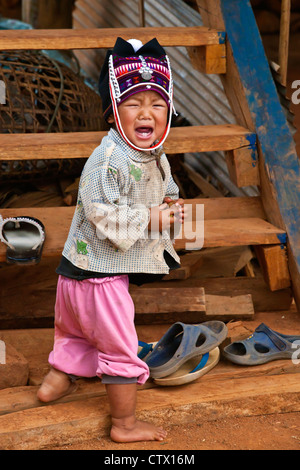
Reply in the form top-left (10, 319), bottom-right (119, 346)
top-left (127, 39), bottom-right (143, 53)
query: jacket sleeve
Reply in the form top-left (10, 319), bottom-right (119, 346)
top-left (79, 158), bottom-right (150, 253)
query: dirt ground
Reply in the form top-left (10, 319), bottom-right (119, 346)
top-left (54, 412), bottom-right (300, 451)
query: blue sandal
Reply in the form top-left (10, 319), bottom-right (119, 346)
top-left (223, 323), bottom-right (300, 366)
top-left (138, 340), bottom-right (156, 360)
top-left (153, 348), bottom-right (220, 386)
top-left (145, 321), bottom-right (227, 379)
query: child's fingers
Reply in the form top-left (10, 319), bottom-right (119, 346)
top-left (175, 198), bottom-right (185, 207)
top-left (169, 206), bottom-right (184, 224)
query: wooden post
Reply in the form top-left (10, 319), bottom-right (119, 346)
top-left (188, 43), bottom-right (226, 74)
top-left (254, 244), bottom-right (291, 291)
top-left (224, 146), bottom-right (260, 188)
top-left (139, 0), bottom-right (145, 27)
top-left (22, 0), bottom-right (38, 26)
top-left (278, 0), bottom-right (291, 87)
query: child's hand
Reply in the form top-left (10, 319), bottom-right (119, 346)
top-left (148, 199), bottom-right (184, 234)
top-left (163, 197), bottom-right (185, 224)
top-left (163, 196), bottom-right (184, 208)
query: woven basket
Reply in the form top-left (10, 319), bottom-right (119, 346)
top-left (0, 50), bottom-right (105, 181)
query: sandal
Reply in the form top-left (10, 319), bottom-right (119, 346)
top-left (0, 215), bottom-right (45, 265)
top-left (223, 322), bottom-right (300, 365)
top-left (153, 347), bottom-right (220, 386)
top-left (138, 340), bottom-right (157, 361)
top-left (145, 321), bottom-right (227, 379)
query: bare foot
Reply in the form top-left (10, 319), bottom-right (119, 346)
top-left (37, 368), bottom-right (77, 403)
top-left (110, 417), bottom-right (167, 443)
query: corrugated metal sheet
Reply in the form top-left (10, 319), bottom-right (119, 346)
top-left (72, 0), bottom-right (259, 196)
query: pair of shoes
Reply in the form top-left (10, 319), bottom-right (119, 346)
top-left (139, 321), bottom-right (227, 386)
top-left (223, 323), bottom-right (300, 366)
top-left (0, 216), bottom-right (45, 265)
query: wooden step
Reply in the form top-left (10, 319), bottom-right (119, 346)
top-left (174, 217), bottom-right (286, 251)
top-left (0, 199), bottom-right (286, 262)
top-left (0, 313), bottom-right (299, 448)
top-left (0, 125), bottom-right (256, 161)
top-left (0, 26), bottom-right (226, 51)
top-left (0, 372), bottom-right (299, 450)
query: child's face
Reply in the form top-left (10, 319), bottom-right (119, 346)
top-left (108, 90), bottom-right (169, 149)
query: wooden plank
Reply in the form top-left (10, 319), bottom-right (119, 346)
top-left (0, 211), bottom-right (285, 262)
top-left (0, 200), bottom-right (281, 262)
top-left (175, 217), bottom-right (286, 251)
top-left (149, 276), bottom-right (293, 313)
top-left (131, 286), bottom-right (206, 324)
top-left (1, 373), bottom-right (300, 449)
top-left (196, 278), bottom-right (293, 312)
top-left (131, 287), bottom-right (206, 313)
top-left (0, 125), bottom-right (256, 160)
top-left (196, 0), bottom-right (300, 311)
top-left (205, 294), bottom-right (254, 320)
top-left (254, 244), bottom-right (291, 291)
top-left (131, 286), bottom-right (254, 324)
top-left (0, 26), bottom-right (226, 51)
top-left (185, 196), bottom-right (266, 220)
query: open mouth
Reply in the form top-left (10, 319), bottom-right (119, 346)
top-left (135, 126), bottom-right (154, 139)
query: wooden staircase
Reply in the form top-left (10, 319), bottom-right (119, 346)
top-left (0, 0), bottom-right (299, 313)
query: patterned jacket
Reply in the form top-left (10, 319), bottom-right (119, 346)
top-left (62, 128), bottom-right (180, 274)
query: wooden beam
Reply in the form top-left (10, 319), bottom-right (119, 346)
top-left (0, 27), bottom-right (226, 50)
top-left (0, 125), bottom-right (256, 160)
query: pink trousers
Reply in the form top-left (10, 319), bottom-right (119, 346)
top-left (48, 275), bottom-right (149, 385)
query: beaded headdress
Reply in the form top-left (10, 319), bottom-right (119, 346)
top-left (99, 37), bottom-right (175, 152)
